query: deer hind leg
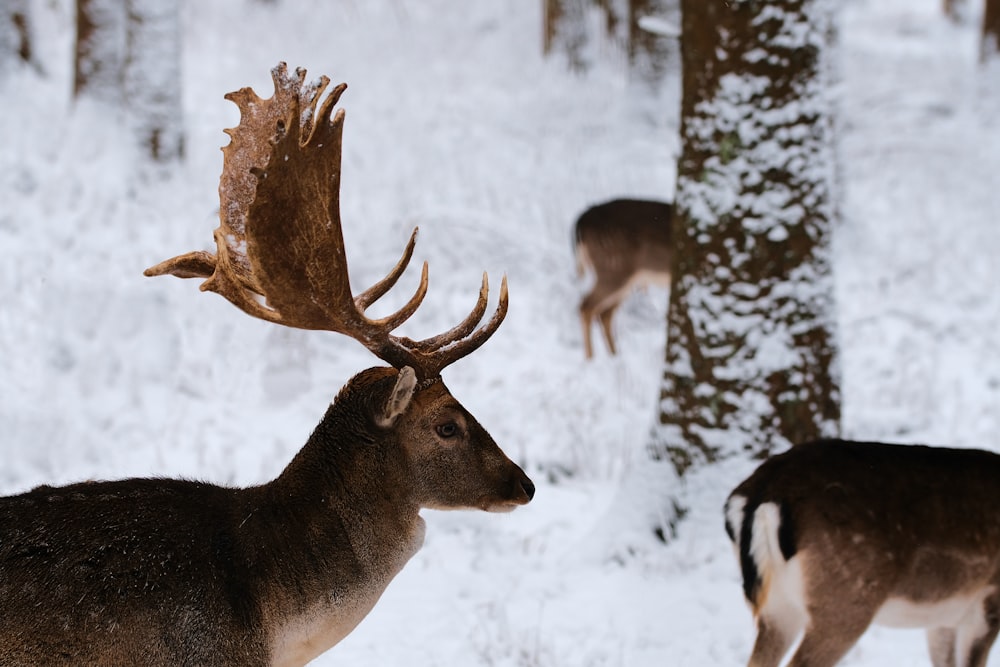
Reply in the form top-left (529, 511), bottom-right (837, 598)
top-left (748, 613), bottom-right (803, 667)
top-left (785, 605), bottom-right (875, 667)
top-left (596, 304), bottom-right (620, 356)
top-left (579, 278), bottom-right (629, 358)
top-left (786, 624), bottom-right (868, 667)
top-left (928, 627), bottom-right (958, 667)
top-left (950, 590), bottom-right (1000, 667)
top-left (579, 302), bottom-right (596, 359)
top-left (745, 556), bottom-right (807, 667)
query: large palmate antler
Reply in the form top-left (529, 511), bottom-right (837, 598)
top-left (145, 63), bottom-right (506, 380)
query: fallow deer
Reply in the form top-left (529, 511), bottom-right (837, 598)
top-left (725, 439), bottom-right (1000, 667)
top-left (573, 198), bottom-right (672, 359)
top-left (0, 63), bottom-right (534, 666)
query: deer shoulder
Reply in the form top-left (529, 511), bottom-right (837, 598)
top-left (725, 439), bottom-right (1000, 667)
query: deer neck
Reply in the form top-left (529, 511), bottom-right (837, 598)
top-left (271, 399), bottom-right (425, 570)
top-left (248, 401), bottom-right (426, 665)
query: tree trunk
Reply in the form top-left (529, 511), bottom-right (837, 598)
top-left (124, 0), bottom-right (184, 162)
top-left (74, 0), bottom-right (126, 102)
top-left (982, 0), bottom-right (1000, 63)
top-left (75, 0), bottom-right (183, 162)
top-left (0, 0), bottom-right (39, 76)
top-left (627, 0), bottom-right (676, 92)
top-left (652, 0), bottom-right (841, 489)
top-left (944, 0), bottom-right (971, 24)
top-left (542, 0), bottom-right (677, 81)
top-left (542, 0), bottom-right (592, 72)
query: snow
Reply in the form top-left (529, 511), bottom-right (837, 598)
top-left (1, 0), bottom-right (999, 665)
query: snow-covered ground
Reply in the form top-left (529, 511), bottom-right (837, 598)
top-left (2, 0), bottom-right (998, 664)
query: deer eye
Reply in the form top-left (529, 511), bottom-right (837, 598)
top-left (435, 422), bottom-right (458, 439)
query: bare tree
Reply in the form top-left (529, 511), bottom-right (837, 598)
top-left (74, 0), bottom-right (126, 102)
top-left (944, 0), bottom-right (972, 24)
top-left (124, 0), bottom-right (183, 161)
top-left (0, 0), bottom-right (41, 76)
top-left (627, 0), bottom-right (676, 92)
top-left (644, 0), bottom-right (840, 534)
top-left (543, 0), bottom-right (592, 72)
top-left (74, 0), bottom-right (183, 162)
top-left (543, 0), bottom-right (677, 87)
top-left (983, 0), bottom-right (1000, 62)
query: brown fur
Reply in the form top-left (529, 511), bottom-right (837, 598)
top-left (725, 439), bottom-right (1000, 667)
top-left (0, 367), bottom-right (534, 665)
top-left (573, 198), bottom-right (672, 359)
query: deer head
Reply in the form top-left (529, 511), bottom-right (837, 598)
top-left (144, 62), bottom-right (505, 380)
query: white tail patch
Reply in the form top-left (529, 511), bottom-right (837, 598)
top-left (749, 503), bottom-right (807, 630)
top-left (748, 502), bottom-right (784, 607)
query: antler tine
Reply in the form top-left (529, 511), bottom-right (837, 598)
top-left (401, 274), bottom-right (508, 379)
top-left (355, 227), bottom-right (420, 311)
top-left (431, 273), bottom-right (509, 370)
top-left (143, 250), bottom-right (216, 280)
top-left (364, 261), bottom-right (430, 332)
top-left (405, 272), bottom-right (490, 352)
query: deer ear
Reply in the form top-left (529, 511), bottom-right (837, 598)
top-left (376, 366), bottom-right (417, 428)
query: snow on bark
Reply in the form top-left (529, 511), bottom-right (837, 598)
top-left (651, 0), bottom-right (841, 475)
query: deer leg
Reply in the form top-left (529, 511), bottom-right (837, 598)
top-left (597, 304), bottom-right (619, 356)
top-left (928, 627), bottom-right (957, 667)
top-left (786, 613), bottom-right (872, 667)
top-left (579, 287), bottom-right (619, 359)
top-left (747, 612), bottom-right (803, 667)
top-left (580, 279), bottom-right (629, 357)
top-left (579, 298), bottom-right (596, 360)
top-left (953, 592), bottom-right (1000, 667)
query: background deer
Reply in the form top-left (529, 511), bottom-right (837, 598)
top-left (725, 439), bottom-right (1000, 667)
top-left (573, 198), bottom-right (673, 359)
top-left (0, 63), bottom-right (533, 666)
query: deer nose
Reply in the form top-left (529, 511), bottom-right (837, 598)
top-left (519, 473), bottom-right (535, 502)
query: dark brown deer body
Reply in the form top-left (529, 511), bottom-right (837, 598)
top-left (0, 367), bottom-right (533, 665)
top-left (725, 439), bottom-right (1000, 667)
top-left (0, 64), bottom-right (532, 664)
top-left (573, 198), bottom-right (672, 359)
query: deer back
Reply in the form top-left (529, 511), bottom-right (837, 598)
top-left (574, 198), bottom-right (672, 282)
top-left (725, 439), bottom-right (1000, 667)
top-left (0, 478), bottom-right (268, 665)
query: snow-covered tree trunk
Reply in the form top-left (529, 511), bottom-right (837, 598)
top-left (124, 0), bottom-right (184, 162)
top-left (74, 0), bottom-right (126, 102)
top-left (651, 0), bottom-right (841, 485)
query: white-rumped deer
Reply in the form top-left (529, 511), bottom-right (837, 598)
top-left (0, 63), bottom-right (533, 666)
top-left (725, 439), bottom-right (1000, 667)
top-left (573, 198), bottom-right (672, 359)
